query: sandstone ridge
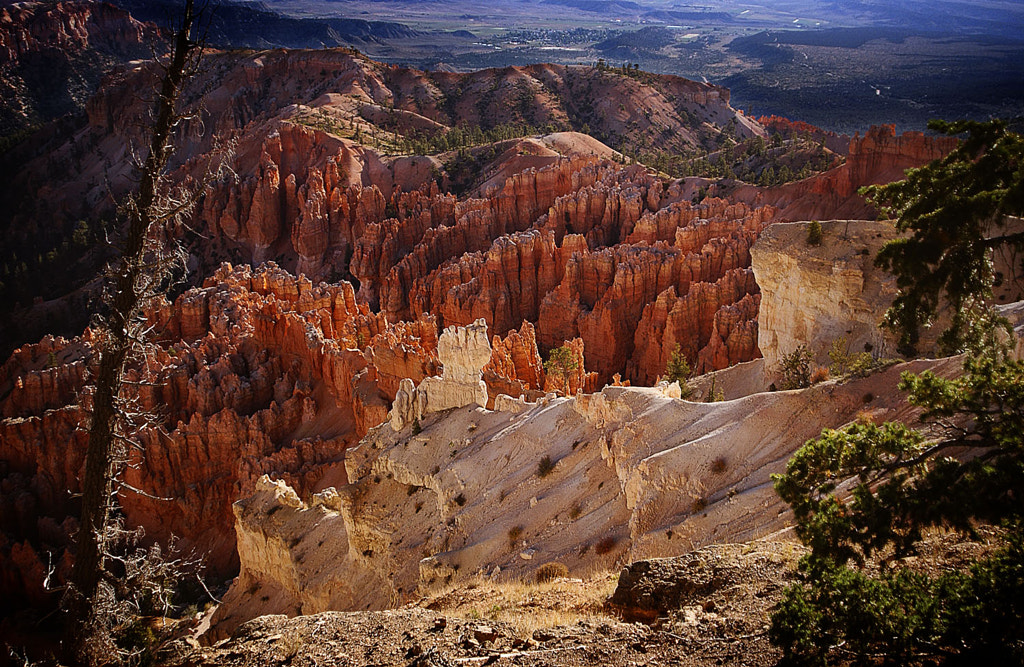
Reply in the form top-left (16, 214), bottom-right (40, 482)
top-left (210, 348), bottom-right (965, 636)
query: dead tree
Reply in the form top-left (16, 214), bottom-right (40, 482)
top-left (63, 0), bottom-right (205, 661)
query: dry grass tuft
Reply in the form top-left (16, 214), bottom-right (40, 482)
top-left (535, 562), bottom-right (569, 583)
top-left (421, 571), bottom-right (620, 639)
top-left (594, 536), bottom-right (617, 555)
top-left (536, 455), bottom-right (556, 478)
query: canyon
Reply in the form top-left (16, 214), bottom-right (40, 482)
top-left (0, 16), bottom-right (983, 649)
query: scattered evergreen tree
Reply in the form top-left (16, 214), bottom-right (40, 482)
top-left (666, 352), bottom-right (688, 386)
top-left (862, 119), bottom-right (1024, 354)
top-left (806, 220), bottom-right (823, 246)
top-left (770, 353), bottom-right (1024, 665)
top-left (664, 344), bottom-right (693, 399)
top-left (544, 344), bottom-right (578, 393)
top-left (779, 345), bottom-right (814, 389)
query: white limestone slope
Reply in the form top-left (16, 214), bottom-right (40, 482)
top-left (209, 351), bottom-right (960, 637)
top-left (752, 219), bottom-right (900, 375)
top-left (210, 217), bottom-right (1011, 638)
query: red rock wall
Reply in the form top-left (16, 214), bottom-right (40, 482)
top-left (402, 168), bottom-right (776, 385)
top-left (736, 124), bottom-right (959, 221)
top-left (0, 0), bottom-right (158, 67)
top-left (376, 156), bottom-right (604, 321)
top-left (0, 263), bottom-right (442, 607)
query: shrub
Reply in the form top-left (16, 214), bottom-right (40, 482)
top-left (827, 337), bottom-right (851, 375)
top-left (847, 351), bottom-right (879, 377)
top-left (692, 496), bottom-right (708, 513)
top-left (569, 503), bottom-right (583, 520)
top-left (595, 536), bottom-right (618, 555)
top-left (508, 525), bottom-right (523, 546)
top-left (535, 562), bottom-right (569, 583)
top-left (806, 220), bottom-right (823, 246)
top-left (769, 354), bottom-right (1024, 665)
top-left (780, 345), bottom-right (813, 389)
top-left (710, 457), bottom-right (727, 475)
top-left (809, 366), bottom-right (829, 384)
top-left (454, 493), bottom-right (466, 506)
top-left (537, 455), bottom-right (556, 478)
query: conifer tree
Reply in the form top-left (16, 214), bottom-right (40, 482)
top-left (863, 119), bottom-right (1024, 353)
top-left (64, 1), bottom-right (205, 661)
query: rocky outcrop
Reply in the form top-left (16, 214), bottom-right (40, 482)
top-left (608, 543), bottom-right (800, 623)
top-left (482, 321), bottom-right (546, 403)
top-left (206, 476), bottom-right (393, 639)
top-left (211, 354), bottom-right (965, 633)
top-left (751, 220), bottom-right (902, 374)
top-left (735, 125), bottom-right (959, 221)
top-left (388, 320), bottom-right (490, 431)
top-left (0, 0), bottom-right (161, 135)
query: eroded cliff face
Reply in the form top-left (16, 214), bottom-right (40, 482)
top-left (731, 124), bottom-right (960, 221)
top-left (0, 265), bottom-right (373, 603)
top-left (0, 264), bottom-right (577, 609)
top-left (751, 217), bottom-right (1024, 379)
top-left (751, 220), bottom-right (902, 374)
top-left (0, 0), bottom-right (162, 134)
top-left (399, 161), bottom-right (777, 384)
top-left (2, 43), bottom-right (770, 358)
top-left (212, 351), bottom-right (966, 636)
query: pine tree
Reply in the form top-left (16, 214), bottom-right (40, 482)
top-left (770, 353), bottom-right (1024, 665)
top-left (863, 119), bottom-right (1024, 354)
top-left (664, 344), bottom-right (693, 399)
top-left (543, 344), bottom-right (578, 394)
top-left (63, 1), bottom-right (205, 661)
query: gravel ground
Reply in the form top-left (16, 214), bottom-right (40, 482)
top-left (162, 541), bottom-right (806, 667)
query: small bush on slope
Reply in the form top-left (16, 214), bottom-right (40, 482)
top-left (769, 354), bottom-right (1024, 665)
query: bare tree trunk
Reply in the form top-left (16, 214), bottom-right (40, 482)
top-left (65, 1), bottom-right (200, 660)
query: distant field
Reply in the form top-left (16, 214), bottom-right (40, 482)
top-left (194, 0), bottom-right (1024, 132)
top-left (722, 31), bottom-right (1024, 133)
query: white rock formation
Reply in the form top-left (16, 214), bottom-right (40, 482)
top-left (210, 353), bottom-right (965, 637)
top-left (751, 220), bottom-right (900, 375)
top-left (206, 475), bottom-right (397, 640)
top-left (389, 319), bottom-right (490, 431)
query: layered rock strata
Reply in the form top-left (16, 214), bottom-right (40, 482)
top-left (212, 354), bottom-right (965, 636)
top-left (411, 182), bottom-right (777, 383)
top-left (751, 220), bottom-right (902, 374)
top-left (732, 124), bottom-right (960, 221)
